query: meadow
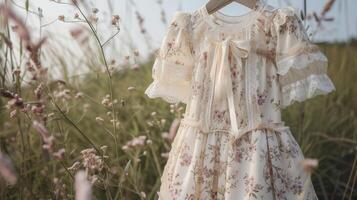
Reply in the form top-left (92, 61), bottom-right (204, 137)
top-left (0, 0), bottom-right (357, 199)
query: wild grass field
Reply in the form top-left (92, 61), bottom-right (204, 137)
top-left (0, 0), bottom-right (357, 200)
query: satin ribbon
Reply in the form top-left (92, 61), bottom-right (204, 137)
top-left (204, 36), bottom-right (251, 139)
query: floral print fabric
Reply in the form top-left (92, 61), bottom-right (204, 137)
top-left (159, 125), bottom-right (317, 200)
top-left (145, 1), bottom-right (335, 199)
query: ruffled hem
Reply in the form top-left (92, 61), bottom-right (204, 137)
top-left (144, 80), bottom-right (191, 104)
top-left (281, 74), bottom-right (335, 108)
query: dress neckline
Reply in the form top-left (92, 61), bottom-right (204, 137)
top-left (200, 0), bottom-right (267, 31)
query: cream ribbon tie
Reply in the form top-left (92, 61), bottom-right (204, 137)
top-left (206, 37), bottom-right (251, 139)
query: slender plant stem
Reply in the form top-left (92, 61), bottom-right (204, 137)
top-left (73, 2), bottom-right (111, 78)
top-left (72, 2), bottom-right (118, 155)
top-left (52, 100), bottom-right (101, 154)
top-left (102, 29), bottom-right (121, 48)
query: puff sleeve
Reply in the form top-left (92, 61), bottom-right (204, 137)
top-left (144, 12), bottom-right (195, 104)
top-left (273, 7), bottom-right (336, 108)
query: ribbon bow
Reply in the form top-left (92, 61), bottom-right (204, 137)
top-left (206, 37), bottom-right (251, 139)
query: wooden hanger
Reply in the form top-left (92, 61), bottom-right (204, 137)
top-left (206, 0), bottom-right (258, 14)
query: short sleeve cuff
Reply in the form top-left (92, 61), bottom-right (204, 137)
top-left (144, 80), bottom-right (191, 104)
top-left (281, 74), bottom-right (335, 108)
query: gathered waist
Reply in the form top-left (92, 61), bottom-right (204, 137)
top-left (180, 117), bottom-right (290, 141)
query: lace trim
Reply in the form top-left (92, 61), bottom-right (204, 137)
top-left (279, 59), bottom-right (327, 86)
top-left (281, 74), bottom-right (335, 108)
top-left (277, 50), bottom-right (327, 75)
top-left (144, 80), bottom-right (190, 104)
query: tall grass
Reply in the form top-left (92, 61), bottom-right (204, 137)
top-left (0, 0), bottom-right (356, 199)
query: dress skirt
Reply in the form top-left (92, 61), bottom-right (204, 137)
top-left (158, 124), bottom-right (318, 200)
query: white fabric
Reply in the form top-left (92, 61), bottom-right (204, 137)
top-left (144, 12), bottom-right (194, 104)
top-left (144, 1), bottom-right (335, 199)
top-left (281, 74), bottom-right (335, 108)
top-left (145, 80), bottom-right (191, 104)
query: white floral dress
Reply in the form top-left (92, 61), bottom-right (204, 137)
top-left (144, 1), bottom-right (336, 199)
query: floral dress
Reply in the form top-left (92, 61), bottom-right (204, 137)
top-left (144, 1), bottom-right (336, 199)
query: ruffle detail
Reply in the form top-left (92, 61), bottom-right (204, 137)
top-left (281, 74), bottom-right (335, 108)
top-left (144, 80), bottom-right (191, 104)
top-left (144, 11), bottom-right (194, 105)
